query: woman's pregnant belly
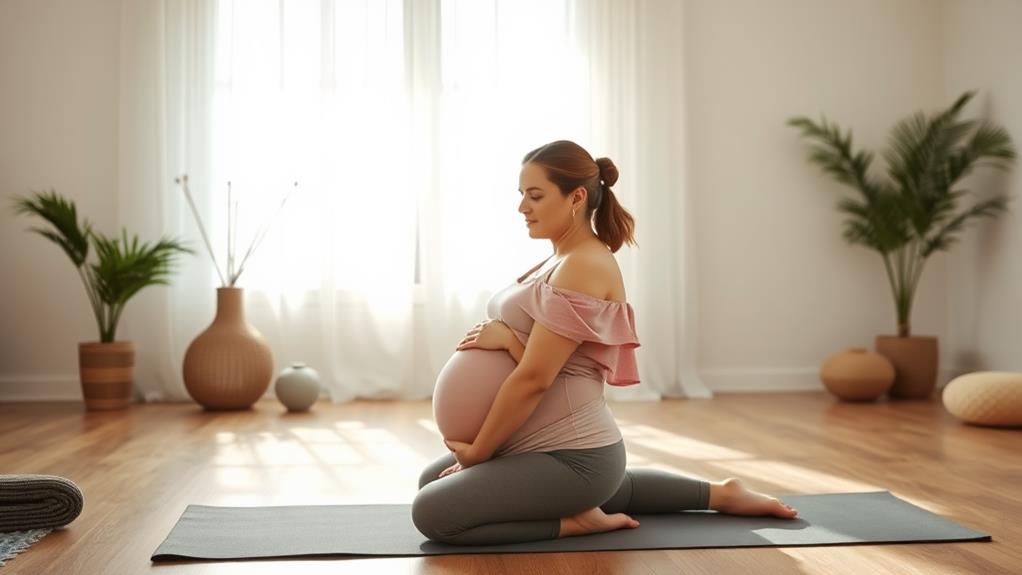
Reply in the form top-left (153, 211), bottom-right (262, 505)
top-left (432, 349), bottom-right (518, 443)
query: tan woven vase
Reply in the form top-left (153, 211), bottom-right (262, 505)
top-left (182, 287), bottom-right (273, 410)
top-left (875, 335), bottom-right (938, 399)
top-left (78, 341), bottom-right (135, 410)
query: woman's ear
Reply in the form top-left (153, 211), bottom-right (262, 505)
top-left (574, 186), bottom-right (587, 208)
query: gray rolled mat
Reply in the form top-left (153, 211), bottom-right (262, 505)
top-left (151, 491), bottom-right (990, 561)
top-left (0, 475), bottom-right (84, 532)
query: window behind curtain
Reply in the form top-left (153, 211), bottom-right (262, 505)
top-left (211, 0), bottom-right (584, 296)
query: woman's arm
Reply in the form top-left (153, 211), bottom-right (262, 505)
top-left (468, 370), bottom-right (547, 462)
top-left (470, 323), bottom-right (581, 462)
top-left (505, 335), bottom-right (525, 363)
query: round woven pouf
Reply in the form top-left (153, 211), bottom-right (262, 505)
top-left (942, 371), bottom-right (1022, 428)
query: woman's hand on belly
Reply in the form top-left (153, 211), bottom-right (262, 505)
top-left (444, 438), bottom-right (488, 469)
top-left (456, 319), bottom-right (513, 352)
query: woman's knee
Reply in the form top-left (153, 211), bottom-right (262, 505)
top-left (417, 468), bottom-right (437, 490)
top-left (411, 488), bottom-right (462, 543)
top-left (417, 453), bottom-right (455, 490)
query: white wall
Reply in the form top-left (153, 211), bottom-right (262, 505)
top-left (685, 0), bottom-right (955, 391)
top-left (0, 0), bottom-right (120, 398)
top-left (943, 0), bottom-right (1022, 373)
top-left (1, 0), bottom-right (1017, 399)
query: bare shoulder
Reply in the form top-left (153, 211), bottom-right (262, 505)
top-left (548, 245), bottom-right (626, 303)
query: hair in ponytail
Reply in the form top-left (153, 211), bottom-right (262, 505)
top-left (521, 140), bottom-right (637, 252)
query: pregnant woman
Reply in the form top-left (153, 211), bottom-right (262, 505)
top-left (412, 140), bottom-right (798, 546)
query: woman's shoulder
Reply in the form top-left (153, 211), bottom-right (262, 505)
top-left (549, 245), bottom-right (626, 303)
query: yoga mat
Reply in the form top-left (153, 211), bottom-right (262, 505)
top-left (151, 491), bottom-right (990, 561)
top-left (0, 474), bottom-right (84, 532)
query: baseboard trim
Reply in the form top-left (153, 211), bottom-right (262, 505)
top-left (0, 375), bottom-right (84, 401)
top-left (702, 366), bottom-right (963, 394)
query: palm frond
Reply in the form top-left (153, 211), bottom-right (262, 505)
top-left (948, 121), bottom-right (1017, 183)
top-left (90, 229), bottom-right (194, 306)
top-left (882, 95), bottom-right (977, 239)
top-left (10, 189), bottom-right (91, 266)
top-left (787, 116), bottom-right (883, 199)
top-left (835, 188), bottom-right (911, 253)
top-left (921, 194), bottom-right (1012, 258)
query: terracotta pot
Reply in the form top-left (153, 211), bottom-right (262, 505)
top-left (78, 341), bottom-right (135, 410)
top-left (182, 287), bottom-right (273, 410)
top-left (875, 335), bottom-right (939, 399)
top-left (820, 347), bottom-right (895, 401)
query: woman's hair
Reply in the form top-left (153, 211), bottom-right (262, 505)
top-left (521, 140), bottom-right (637, 253)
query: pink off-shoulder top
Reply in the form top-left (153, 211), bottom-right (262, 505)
top-left (485, 256), bottom-right (641, 456)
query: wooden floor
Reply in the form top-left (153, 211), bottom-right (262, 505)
top-left (1, 392), bottom-right (1019, 574)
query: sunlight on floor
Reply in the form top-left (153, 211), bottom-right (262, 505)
top-left (416, 418), bottom-right (441, 436)
top-left (211, 425), bottom-right (431, 467)
top-left (707, 459), bottom-right (883, 494)
top-left (621, 424), bottom-right (752, 460)
top-left (331, 424), bottom-right (428, 463)
top-left (203, 409), bottom-right (959, 518)
top-left (613, 421), bottom-right (925, 508)
top-left (205, 422), bottom-right (436, 505)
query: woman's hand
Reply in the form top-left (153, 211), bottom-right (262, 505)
top-left (438, 461), bottom-right (463, 478)
top-left (456, 319), bottom-right (513, 352)
top-left (443, 438), bottom-right (488, 469)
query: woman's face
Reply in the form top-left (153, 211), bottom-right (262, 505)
top-left (518, 162), bottom-right (575, 238)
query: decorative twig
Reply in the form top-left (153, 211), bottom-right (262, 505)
top-left (231, 189), bottom-right (239, 281)
top-left (175, 175), bottom-right (227, 286)
top-left (231, 181), bottom-right (298, 285)
top-left (227, 181), bottom-right (233, 282)
top-left (176, 174), bottom-right (298, 287)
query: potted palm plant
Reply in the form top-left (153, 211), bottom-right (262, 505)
top-left (11, 190), bottom-right (193, 410)
top-left (788, 90), bottom-right (1016, 399)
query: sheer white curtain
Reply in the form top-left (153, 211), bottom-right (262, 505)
top-left (118, 0), bottom-right (709, 403)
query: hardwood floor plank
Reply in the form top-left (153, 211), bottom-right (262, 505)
top-left (0, 392), bottom-right (1016, 574)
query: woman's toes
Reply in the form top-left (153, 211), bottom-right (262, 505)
top-left (610, 512), bottom-right (641, 529)
top-left (716, 482), bottom-right (799, 519)
top-left (572, 508), bottom-right (640, 534)
top-left (774, 500), bottom-right (797, 518)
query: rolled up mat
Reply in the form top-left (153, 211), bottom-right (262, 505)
top-left (0, 475), bottom-right (84, 532)
top-left (151, 491), bottom-right (990, 561)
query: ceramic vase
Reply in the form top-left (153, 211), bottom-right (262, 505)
top-left (182, 287), bottom-right (273, 410)
top-left (274, 362), bottom-right (322, 412)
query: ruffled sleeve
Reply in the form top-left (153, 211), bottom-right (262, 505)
top-left (517, 281), bottom-right (641, 386)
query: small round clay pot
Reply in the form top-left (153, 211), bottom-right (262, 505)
top-left (820, 347), bottom-right (895, 401)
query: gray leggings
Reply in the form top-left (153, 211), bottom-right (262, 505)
top-left (411, 438), bottom-right (711, 545)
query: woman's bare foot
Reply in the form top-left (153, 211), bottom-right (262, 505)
top-left (709, 478), bottom-right (798, 519)
top-left (558, 507), bottom-right (640, 538)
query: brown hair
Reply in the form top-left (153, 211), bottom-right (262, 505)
top-left (521, 140), bottom-right (637, 253)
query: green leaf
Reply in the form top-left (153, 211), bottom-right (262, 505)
top-left (921, 195), bottom-right (1011, 258)
top-left (10, 189), bottom-right (91, 266)
top-left (89, 230), bottom-right (195, 306)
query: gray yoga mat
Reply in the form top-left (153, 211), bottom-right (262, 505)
top-left (151, 491), bottom-right (990, 561)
